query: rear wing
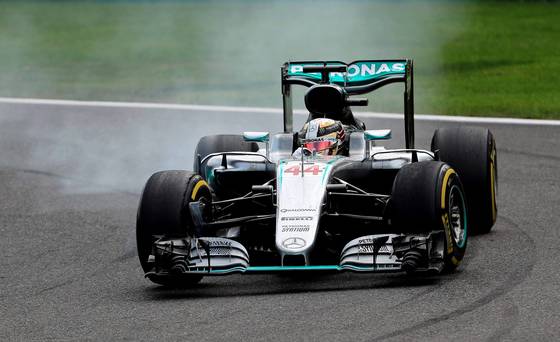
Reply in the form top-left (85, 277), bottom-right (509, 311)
top-left (281, 59), bottom-right (414, 149)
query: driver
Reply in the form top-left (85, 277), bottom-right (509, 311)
top-left (294, 118), bottom-right (348, 156)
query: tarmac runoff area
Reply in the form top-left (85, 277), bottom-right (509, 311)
top-left (0, 98), bottom-right (559, 341)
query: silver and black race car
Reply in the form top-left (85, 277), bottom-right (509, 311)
top-left (136, 59), bottom-right (498, 286)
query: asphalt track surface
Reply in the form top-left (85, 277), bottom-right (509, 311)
top-left (1, 101), bottom-right (559, 341)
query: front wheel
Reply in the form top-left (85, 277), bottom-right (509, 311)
top-left (391, 161), bottom-right (468, 271)
top-left (136, 170), bottom-right (212, 286)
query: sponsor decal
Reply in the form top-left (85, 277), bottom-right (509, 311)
top-left (282, 237), bottom-right (306, 249)
top-left (281, 216), bottom-right (313, 221)
top-left (288, 61), bottom-right (406, 83)
top-left (281, 225), bottom-right (310, 233)
top-left (207, 240), bottom-right (232, 247)
top-left (359, 238), bottom-right (390, 245)
top-left (280, 208), bottom-right (316, 213)
top-left (357, 238), bottom-right (392, 253)
top-left (359, 245), bottom-right (391, 253)
top-left (200, 240), bottom-right (233, 256)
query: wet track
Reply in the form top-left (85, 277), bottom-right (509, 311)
top-left (1, 101), bottom-right (559, 341)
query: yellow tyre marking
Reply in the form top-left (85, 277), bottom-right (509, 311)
top-left (490, 155), bottom-right (497, 223)
top-left (441, 168), bottom-right (456, 209)
top-left (191, 179), bottom-right (208, 200)
top-left (441, 168), bottom-right (456, 254)
top-left (451, 256), bottom-right (459, 266)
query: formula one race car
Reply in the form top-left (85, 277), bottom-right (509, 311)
top-left (137, 59), bottom-right (498, 286)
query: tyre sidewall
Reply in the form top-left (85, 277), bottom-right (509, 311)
top-left (432, 127), bottom-right (497, 234)
top-left (391, 161), bottom-right (468, 271)
top-left (487, 132), bottom-right (498, 230)
top-left (437, 165), bottom-right (468, 271)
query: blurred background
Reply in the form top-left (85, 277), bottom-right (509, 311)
top-left (0, 0), bottom-right (559, 119)
top-left (2, 3), bottom-right (560, 342)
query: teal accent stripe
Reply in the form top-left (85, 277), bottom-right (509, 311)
top-left (246, 265), bottom-right (340, 272)
top-left (458, 185), bottom-right (468, 248)
top-left (206, 267), bottom-right (246, 274)
top-left (185, 264), bottom-right (404, 275)
top-left (278, 161), bottom-right (285, 186)
top-left (340, 265), bottom-right (402, 272)
top-left (321, 156), bottom-right (342, 184)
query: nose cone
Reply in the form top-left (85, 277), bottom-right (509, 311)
top-left (275, 160), bottom-right (333, 263)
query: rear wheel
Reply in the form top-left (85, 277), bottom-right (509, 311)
top-left (431, 126), bottom-right (497, 234)
top-left (136, 170), bottom-right (212, 287)
top-left (391, 161), bottom-right (468, 271)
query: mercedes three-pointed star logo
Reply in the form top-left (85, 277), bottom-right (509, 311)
top-left (282, 237), bottom-right (306, 249)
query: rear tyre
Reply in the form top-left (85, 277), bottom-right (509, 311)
top-left (391, 161), bottom-right (468, 271)
top-left (193, 134), bottom-right (259, 171)
top-left (136, 170), bottom-right (212, 286)
top-left (431, 126), bottom-right (497, 234)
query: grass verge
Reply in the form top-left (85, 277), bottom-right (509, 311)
top-left (0, 1), bottom-right (558, 119)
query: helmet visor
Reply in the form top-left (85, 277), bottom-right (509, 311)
top-left (303, 139), bottom-right (336, 153)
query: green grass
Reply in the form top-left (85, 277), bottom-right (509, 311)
top-left (0, 1), bottom-right (559, 119)
top-left (436, 2), bottom-right (560, 118)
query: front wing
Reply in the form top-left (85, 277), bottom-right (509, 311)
top-left (144, 232), bottom-right (446, 280)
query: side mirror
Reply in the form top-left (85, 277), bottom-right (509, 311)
top-left (364, 129), bottom-right (391, 159)
top-left (243, 132), bottom-right (270, 159)
top-left (364, 129), bottom-right (392, 141)
top-left (243, 131), bottom-right (270, 142)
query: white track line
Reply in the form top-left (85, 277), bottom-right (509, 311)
top-left (1, 96), bottom-right (559, 126)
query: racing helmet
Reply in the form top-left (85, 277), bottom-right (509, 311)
top-left (299, 118), bottom-right (345, 155)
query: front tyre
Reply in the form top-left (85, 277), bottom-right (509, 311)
top-left (391, 161), bottom-right (468, 272)
top-left (136, 170), bottom-right (212, 286)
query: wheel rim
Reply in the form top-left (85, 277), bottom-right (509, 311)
top-left (449, 185), bottom-right (467, 248)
